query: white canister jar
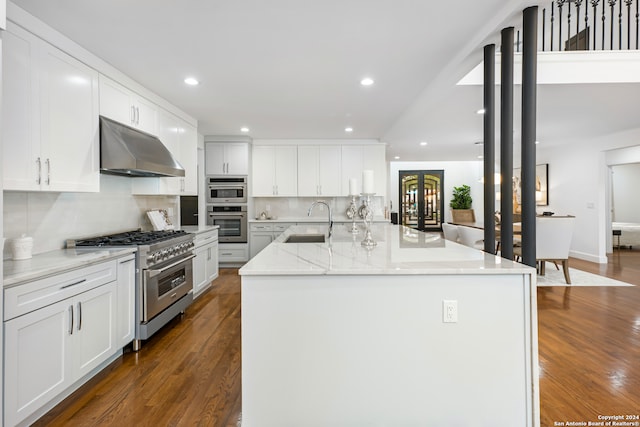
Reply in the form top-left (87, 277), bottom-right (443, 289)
top-left (11, 236), bottom-right (34, 260)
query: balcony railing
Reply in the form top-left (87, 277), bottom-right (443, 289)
top-left (516, 0), bottom-right (640, 51)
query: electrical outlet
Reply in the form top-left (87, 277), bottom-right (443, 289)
top-left (443, 300), bottom-right (458, 323)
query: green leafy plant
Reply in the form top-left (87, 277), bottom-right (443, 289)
top-left (450, 185), bottom-right (472, 209)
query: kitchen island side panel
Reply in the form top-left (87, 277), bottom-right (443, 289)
top-left (241, 273), bottom-right (537, 427)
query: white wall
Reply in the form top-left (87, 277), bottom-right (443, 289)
top-left (611, 163), bottom-right (640, 222)
top-left (389, 161), bottom-right (485, 224)
top-left (538, 127), bottom-right (640, 263)
top-left (3, 175), bottom-right (179, 257)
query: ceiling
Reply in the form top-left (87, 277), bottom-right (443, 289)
top-left (10, 0), bottom-right (639, 162)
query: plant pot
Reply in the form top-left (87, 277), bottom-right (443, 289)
top-left (451, 209), bottom-right (475, 224)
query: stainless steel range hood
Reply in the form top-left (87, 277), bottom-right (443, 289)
top-left (100, 116), bottom-right (185, 177)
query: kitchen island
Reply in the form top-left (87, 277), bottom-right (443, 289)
top-left (239, 223), bottom-right (539, 427)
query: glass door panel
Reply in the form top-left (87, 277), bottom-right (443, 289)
top-left (399, 170), bottom-right (444, 231)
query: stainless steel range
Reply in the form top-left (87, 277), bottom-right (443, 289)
top-left (68, 229), bottom-right (195, 350)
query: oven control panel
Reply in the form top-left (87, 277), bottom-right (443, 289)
top-left (146, 241), bottom-right (195, 267)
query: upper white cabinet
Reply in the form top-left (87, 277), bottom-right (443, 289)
top-left (99, 74), bottom-right (158, 135)
top-left (252, 145), bottom-right (297, 197)
top-left (297, 145), bottom-right (342, 197)
top-left (341, 145), bottom-right (386, 197)
top-left (0, 0), bottom-right (6, 30)
top-left (2, 23), bottom-right (100, 192)
top-left (205, 142), bottom-right (249, 175)
top-left (132, 110), bottom-right (197, 195)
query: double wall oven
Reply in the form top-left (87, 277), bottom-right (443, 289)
top-left (69, 230), bottom-right (195, 351)
top-left (206, 175), bottom-right (248, 243)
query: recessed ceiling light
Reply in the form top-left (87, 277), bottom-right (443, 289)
top-left (420, 141), bottom-right (428, 146)
top-left (394, 156), bottom-right (400, 160)
top-left (240, 127), bottom-right (250, 133)
top-left (345, 127), bottom-right (354, 133)
top-left (476, 108), bottom-right (485, 115)
top-left (184, 77), bottom-right (199, 86)
top-left (535, 140), bottom-right (540, 144)
top-left (477, 155), bottom-right (484, 159)
top-left (360, 77), bottom-right (374, 86)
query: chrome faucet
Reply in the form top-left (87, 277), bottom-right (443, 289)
top-left (308, 201), bottom-right (333, 238)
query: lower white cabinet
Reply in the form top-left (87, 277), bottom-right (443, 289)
top-left (250, 223), bottom-right (295, 259)
top-left (193, 229), bottom-right (219, 297)
top-left (218, 243), bottom-right (248, 265)
top-left (3, 255), bottom-right (133, 427)
top-left (116, 254), bottom-right (136, 348)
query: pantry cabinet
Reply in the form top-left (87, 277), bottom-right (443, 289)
top-left (297, 145), bottom-right (342, 197)
top-left (99, 74), bottom-right (158, 135)
top-left (252, 145), bottom-right (297, 196)
top-left (2, 23), bottom-right (99, 192)
top-left (205, 142), bottom-right (249, 175)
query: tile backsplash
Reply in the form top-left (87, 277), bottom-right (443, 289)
top-left (3, 175), bottom-right (178, 258)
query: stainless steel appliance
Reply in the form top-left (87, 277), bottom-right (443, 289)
top-left (207, 205), bottom-right (248, 243)
top-left (206, 176), bottom-right (247, 204)
top-left (68, 229), bottom-right (195, 350)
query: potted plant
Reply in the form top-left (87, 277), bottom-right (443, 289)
top-left (450, 184), bottom-right (475, 223)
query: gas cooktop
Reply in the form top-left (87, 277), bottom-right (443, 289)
top-left (69, 229), bottom-right (189, 247)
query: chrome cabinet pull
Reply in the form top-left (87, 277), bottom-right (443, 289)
top-left (131, 105), bottom-right (136, 124)
top-left (136, 107), bottom-right (140, 125)
top-left (69, 305), bottom-right (74, 335)
top-left (45, 158), bottom-right (51, 185)
top-left (61, 279), bottom-right (86, 289)
top-left (36, 157), bottom-right (42, 184)
top-left (77, 302), bottom-right (82, 331)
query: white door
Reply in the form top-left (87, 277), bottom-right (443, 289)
top-left (116, 256), bottom-right (136, 348)
top-left (133, 96), bottom-right (158, 135)
top-left (40, 43), bottom-right (99, 192)
top-left (297, 146), bottom-right (319, 196)
top-left (274, 146), bottom-right (298, 196)
top-left (225, 143), bottom-right (249, 175)
top-left (317, 146), bottom-right (341, 196)
top-left (2, 26), bottom-right (41, 191)
top-left (252, 146), bottom-right (276, 196)
top-left (205, 143), bottom-right (225, 175)
top-left (206, 243), bottom-right (219, 283)
top-left (73, 283), bottom-right (117, 379)
top-left (99, 75), bottom-right (135, 127)
top-left (193, 244), bottom-right (208, 295)
top-left (4, 299), bottom-right (73, 427)
top-left (178, 121), bottom-right (198, 194)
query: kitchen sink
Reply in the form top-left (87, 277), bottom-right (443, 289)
top-left (284, 234), bottom-right (326, 243)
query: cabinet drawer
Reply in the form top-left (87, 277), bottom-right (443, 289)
top-left (273, 223), bottom-right (295, 234)
top-left (219, 247), bottom-right (247, 262)
top-left (250, 223), bottom-right (274, 232)
top-left (194, 229), bottom-right (219, 247)
top-left (4, 260), bottom-right (117, 321)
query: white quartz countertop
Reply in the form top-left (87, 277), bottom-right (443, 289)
top-left (249, 217), bottom-right (389, 223)
top-left (181, 225), bottom-right (219, 234)
top-left (3, 248), bottom-right (137, 288)
top-left (239, 223), bottom-right (535, 276)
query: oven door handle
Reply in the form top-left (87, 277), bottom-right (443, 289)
top-left (147, 254), bottom-right (195, 279)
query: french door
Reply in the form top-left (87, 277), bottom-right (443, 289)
top-left (399, 170), bottom-right (444, 231)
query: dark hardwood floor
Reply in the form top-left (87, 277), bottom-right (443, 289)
top-left (34, 252), bottom-right (640, 427)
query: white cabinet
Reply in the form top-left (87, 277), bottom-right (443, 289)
top-left (99, 74), bottom-right (158, 135)
top-left (252, 145), bottom-right (297, 196)
top-left (3, 259), bottom-right (120, 427)
top-left (341, 145), bottom-right (386, 197)
top-left (2, 23), bottom-right (100, 192)
top-left (193, 229), bottom-right (219, 297)
top-left (297, 145), bottom-right (342, 197)
top-left (132, 110), bottom-right (197, 195)
top-left (2, 256), bottom-right (133, 427)
top-left (218, 243), bottom-right (248, 264)
top-left (205, 142), bottom-right (249, 175)
top-left (116, 255), bottom-right (136, 348)
top-left (249, 223), bottom-right (294, 258)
